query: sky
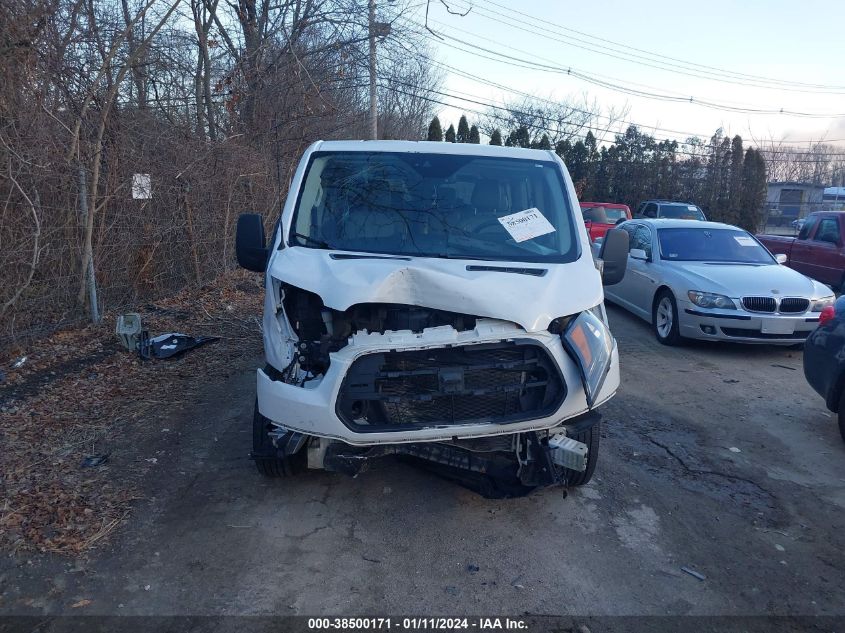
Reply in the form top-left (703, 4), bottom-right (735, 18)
top-left (409, 0), bottom-right (845, 149)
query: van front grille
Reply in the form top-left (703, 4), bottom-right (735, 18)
top-left (336, 342), bottom-right (565, 432)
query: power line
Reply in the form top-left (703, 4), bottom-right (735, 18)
top-left (381, 78), bottom-right (845, 163)
top-left (417, 19), bottom-right (845, 119)
top-left (456, 0), bottom-right (845, 94)
top-left (418, 53), bottom-right (845, 149)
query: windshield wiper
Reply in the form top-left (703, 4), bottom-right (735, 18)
top-left (291, 231), bottom-right (335, 249)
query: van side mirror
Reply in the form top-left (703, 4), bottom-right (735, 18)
top-left (598, 228), bottom-right (629, 285)
top-left (775, 253), bottom-right (787, 264)
top-left (236, 213), bottom-right (268, 273)
top-left (630, 248), bottom-right (649, 261)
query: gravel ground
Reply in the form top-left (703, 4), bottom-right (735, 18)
top-left (2, 302), bottom-right (844, 625)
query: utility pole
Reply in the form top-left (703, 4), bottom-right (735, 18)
top-left (368, 0), bottom-right (377, 140)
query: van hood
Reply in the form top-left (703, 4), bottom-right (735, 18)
top-left (267, 246), bottom-right (603, 332)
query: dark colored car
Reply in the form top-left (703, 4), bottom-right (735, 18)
top-left (635, 200), bottom-right (707, 221)
top-left (803, 295), bottom-right (845, 442)
top-left (758, 211), bottom-right (845, 292)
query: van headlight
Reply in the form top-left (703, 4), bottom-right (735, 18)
top-left (688, 291), bottom-right (736, 309)
top-left (811, 296), bottom-right (835, 312)
top-left (561, 310), bottom-right (613, 408)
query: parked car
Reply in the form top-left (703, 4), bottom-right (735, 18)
top-left (235, 140), bottom-right (630, 496)
top-left (580, 202), bottom-right (632, 242)
top-left (635, 200), bottom-right (707, 221)
top-left (790, 218), bottom-right (806, 232)
top-left (597, 219), bottom-right (834, 345)
top-left (758, 211), bottom-right (845, 291)
top-left (803, 295), bottom-right (845, 442)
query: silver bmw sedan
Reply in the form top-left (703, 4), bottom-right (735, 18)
top-left (599, 219), bottom-right (835, 345)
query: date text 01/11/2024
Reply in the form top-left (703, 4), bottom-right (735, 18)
top-left (307, 618), bottom-right (529, 630)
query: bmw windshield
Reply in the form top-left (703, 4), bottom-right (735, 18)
top-left (289, 151), bottom-right (579, 263)
top-left (658, 227), bottom-right (775, 264)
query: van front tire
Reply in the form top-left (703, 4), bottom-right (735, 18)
top-left (252, 401), bottom-right (304, 478)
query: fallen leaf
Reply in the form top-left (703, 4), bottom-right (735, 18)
top-left (71, 599), bottom-right (92, 608)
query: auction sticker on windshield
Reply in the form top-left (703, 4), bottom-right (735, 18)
top-left (734, 236), bottom-right (756, 246)
top-left (497, 208), bottom-right (556, 243)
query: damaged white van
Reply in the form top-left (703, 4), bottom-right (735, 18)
top-left (236, 140), bottom-right (628, 497)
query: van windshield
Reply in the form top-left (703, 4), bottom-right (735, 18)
top-left (289, 151), bottom-right (579, 263)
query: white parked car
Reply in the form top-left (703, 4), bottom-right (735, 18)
top-left (235, 140), bottom-right (629, 495)
top-left (598, 219), bottom-right (834, 345)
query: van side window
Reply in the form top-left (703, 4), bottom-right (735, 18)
top-left (644, 203), bottom-right (658, 218)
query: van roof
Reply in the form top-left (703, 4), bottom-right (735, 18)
top-left (312, 140), bottom-right (558, 161)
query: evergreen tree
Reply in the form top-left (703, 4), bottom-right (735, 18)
top-left (505, 126), bottom-right (531, 148)
top-left (456, 115), bottom-right (470, 143)
top-left (738, 148), bottom-right (768, 231)
top-left (727, 135), bottom-right (745, 226)
top-left (534, 134), bottom-right (551, 150)
top-left (469, 125), bottom-right (480, 144)
top-left (445, 124), bottom-right (456, 143)
top-left (489, 129), bottom-right (503, 146)
top-left (427, 116), bottom-right (443, 142)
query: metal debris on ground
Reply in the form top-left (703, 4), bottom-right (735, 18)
top-left (137, 332), bottom-right (219, 360)
top-left (681, 566), bottom-right (706, 581)
top-left (12, 356), bottom-right (27, 369)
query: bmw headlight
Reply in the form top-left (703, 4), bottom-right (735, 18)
top-left (811, 296), bottom-right (835, 312)
top-left (687, 291), bottom-right (736, 310)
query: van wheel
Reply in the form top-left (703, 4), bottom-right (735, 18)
top-left (252, 401), bottom-right (304, 477)
top-left (565, 420), bottom-right (601, 486)
top-left (653, 290), bottom-right (683, 346)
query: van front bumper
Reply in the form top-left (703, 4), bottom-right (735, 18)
top-left (257, 319), bottom-right (619, 446)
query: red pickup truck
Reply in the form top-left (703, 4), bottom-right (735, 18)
top-left (758, 211), bottom-right (845, 291)
top-left (580, 202), bottom-right (632, 242)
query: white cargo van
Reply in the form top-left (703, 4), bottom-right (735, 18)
top-left (236, 140), bottom-right (628, 497)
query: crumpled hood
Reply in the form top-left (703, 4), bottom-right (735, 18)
top-left (267, 246), bottom-right (603, 332)
top-left (677, 262), bottom-right (829, 298)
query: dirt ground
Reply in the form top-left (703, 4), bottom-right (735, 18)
top-left (2, 299), bottom-right (845, 623)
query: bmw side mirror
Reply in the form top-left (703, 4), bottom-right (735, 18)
top-left (236, 213), bottom-right (268, 273)
top-left (598, 228), bottom-right (629, 285)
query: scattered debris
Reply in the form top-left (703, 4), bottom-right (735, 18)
top-left (467, 564), bottom-right (480, 574)
top-left (81, 454), bottom-right (109, 468)
top-left (723, 379), bottom-right (740, 384)
top-left (681, 566), bottom-right (706, 581)
top-left (144, 458), bottom-right (158, 464)
top-left (775, 544), bottom-right (785, 552)
top-left (70, 599), bottom-right (92, 608)
top-left (444, 586), bottom-right (459, 596)
top-left (144, 585), bottom-right (151, 591)
top-left (728, 447), bottom-right (742, 453)
top-left (137, 332), bottom-right (219, 360)
top-left (12, 356), bottom-right (27, 369)
top-left (771, 364), bottom-right (797, 371)
top-left (0, 271), bottom-right (263, 555)
top-left (362, 555), bottom-right (381, 564)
